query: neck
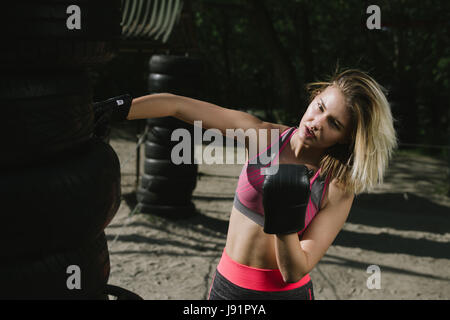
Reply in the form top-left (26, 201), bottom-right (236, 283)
top-left (289, 133), bottom-right (325, 168)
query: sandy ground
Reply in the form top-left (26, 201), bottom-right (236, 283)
top-left (105, 122), bottom-right (450, 300)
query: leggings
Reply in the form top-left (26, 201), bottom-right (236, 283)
top-left (208, 249), bottom-right (314, 300)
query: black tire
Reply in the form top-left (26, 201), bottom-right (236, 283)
top-left (0, 232), bottom-right (110, 300)
top-left (0, 40), bottom-right (118, 70)
top-left (141, 174), bottom-right (197, 193)
top-left (0, 138), bottom-right (121, 258)
top-left (137, 188), bottom-right (193, 206)
top-left (146, 126), bottom-right (174, 145)
top-left (149, 55), bottom-right (204, 77)
top-left (144, 141), bottom-right (196, 163)
top-left (146, 117), bottom-right (194, 130)
top-left (0, 70), bottom-right (91, 98)
top-left (144, 158), bottom-right (198, 178)
top-left (146, 126), bottom-right (194, 148)
top-left (3, 2), bottom-right (121, 39)
top-left (148, 73), bottom-right (200, 96)
top-left (139, 202), bottom-right (197, 220)
top-left (0, 71), bottom-right (94, 167)
top-left (3, 95), bottom-right (94, 167)
top-left (0, 1), bottom-right (121, 68)
top-left (144, 141), bottom-right (171, 159)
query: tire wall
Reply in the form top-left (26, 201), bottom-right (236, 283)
top-left (0, 1), bottom-right (122, 299)
top-left (139, 55), bottom-right (204, 219)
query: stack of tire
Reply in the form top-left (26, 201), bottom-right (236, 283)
top-left (0, 1), bottom-right (122, 299)
top-left (138, 55), bottom-right (204, 219)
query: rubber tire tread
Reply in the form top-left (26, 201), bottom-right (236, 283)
top-left (2, 2), bottom-right (121, 39)
top-left (0, 138), bottom-right (121, 258)
top-left (0, 1), bottom-right (121, 68)
top-left (140, 174), bottom-right (196, 194)
top-left (148, 73), bottom-right (199, 96)
top-left (144, 141), bottom-right (172, 159)
top-left (144, 140), bottom-right (195, 164)
top-left (144, 158), bottom-right (198, 178)
top-left (146, 126), bottom-right (195, 149)
top-left (149, 55), bottom-right (204, 77)
top-left (146, 117), bottom-right (194, 130)
top-left (0, 72), bottom-right (94, 167)
top-left (0, 71), bottom-right (92, 98)
top-left (146, 126), bottom-right (174, 145)
top-left (0, 40), bottom-right (117, 70)
top-left (0, 232), bottom-right (110, 300)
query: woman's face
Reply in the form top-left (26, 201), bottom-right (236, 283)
top-left (298, 85), bottom-right (353, 150)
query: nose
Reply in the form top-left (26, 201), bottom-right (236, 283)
top-left (310, 122), bottom-right (321, 132)
top-left (311, 114), bottom-right (326, 132)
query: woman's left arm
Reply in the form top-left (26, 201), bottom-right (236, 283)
top-left (274, 180), bottom-right (355, 283)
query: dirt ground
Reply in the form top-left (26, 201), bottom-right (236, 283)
top-left (105, 122), bottom-right (450, 300)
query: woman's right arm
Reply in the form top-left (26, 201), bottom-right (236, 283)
top-left (128, 93), bottom-right (289, 142)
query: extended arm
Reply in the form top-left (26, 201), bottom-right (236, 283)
top-left (128, 93), bottom-right (264, 134)
top-left (127, 93), bottom-right (288, 149)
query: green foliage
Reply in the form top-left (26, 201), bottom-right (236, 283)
top-left (94, 0), bottom-right (449, 155)
top-left (189, 0), bottom-right (449, 151)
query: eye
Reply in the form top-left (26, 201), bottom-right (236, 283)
top-left (318, 103), bottom-right (340, 129)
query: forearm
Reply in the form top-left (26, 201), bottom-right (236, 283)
top-left (127, 93), bottom-right (178, 120)
top-left (274, 233), bottom-right (310, 283)
top-left (127, 92), bottom-right (263, 136)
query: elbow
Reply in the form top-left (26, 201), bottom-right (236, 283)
top-left (280, 270), bottom-right (308, 284)
top-left (278, 259), bottom-right (310, 284)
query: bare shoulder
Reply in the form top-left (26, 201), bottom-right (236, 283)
top-left (245, 122), bottom-right (291, 152)
top-left (321, 178), bottom-right (355, 211)
top-left (259, 122), bottom-right (291, 135)
top-left (264, 122), bottom-right (292, 148)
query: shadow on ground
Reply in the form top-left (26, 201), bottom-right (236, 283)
top-left (350, 192), bottom-right (449, 234)
top-left (333, 192), bottom-right (450, 259)
top-left (122, 188), bottom-right (450, 260)
top-left (121, 191), bottom-right (229, 237)
top-left (320, 253), bottom-right (450, 282)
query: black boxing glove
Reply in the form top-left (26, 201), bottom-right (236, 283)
top-left (262, 164), bottom-right (314, 234)
top-left (93, 94), bottom-right (132, 142)
top-left (93, 94), bottom-right (133, 123)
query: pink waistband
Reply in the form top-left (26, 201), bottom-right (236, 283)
top-left (217, 249), bottom-right (311, 292)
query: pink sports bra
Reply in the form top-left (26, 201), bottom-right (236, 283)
top-left (233, 127), bottom-right (332, 237)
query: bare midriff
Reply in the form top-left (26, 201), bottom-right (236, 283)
top-left (225, 187), bottom-right (328, 270)
top-left (225, 205), bottom-right (280, 269)
top-left (225, 128), bottom-right (328, 270)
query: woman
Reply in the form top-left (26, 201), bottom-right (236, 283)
top-left (102, 68), bottom-right (398, 300)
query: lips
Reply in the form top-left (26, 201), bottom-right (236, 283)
top-left (305, 126), bottom-right (315, 139)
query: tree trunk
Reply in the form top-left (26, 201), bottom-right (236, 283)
top-left (294, 2), bottom-right (314, 84)
top-left (392, 26), bottom-right (419, 145)
top-left (246, 0), bottom-right (301, 123)
top-left (219, 11), bottom-right (233, 106)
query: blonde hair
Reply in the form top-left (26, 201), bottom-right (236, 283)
top-left (306, 68), bottom-right (398, 195)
